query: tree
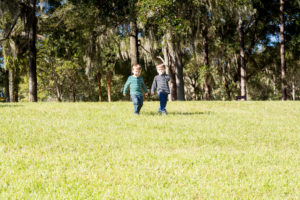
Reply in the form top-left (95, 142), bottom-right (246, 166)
top-left (285, 0), bottom-right (300, 100)
top-left (236, 1), bottom-right (257, 100)
top-left (238, 15), bottom-right (247, 100)
top-left (21, 0), bottom-right (39, 102)
top-left (138, 0), bottom-right (188, 100)
top-left (37, 37), bottom-right (85, 102)
top-left (280, 0), bottom-right (287, 100)
top-left (0, 0), bottom-right (22, 102)
top-left (130, 20), bottom-right (139, 65)
top-left (190, 0), bottom-right (213, 100)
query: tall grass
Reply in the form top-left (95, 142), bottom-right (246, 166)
top-left (1, 101), bottom-right (299, 199)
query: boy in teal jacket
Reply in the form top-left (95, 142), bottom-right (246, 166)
top-left (123, 64), bottom-right (148, 115)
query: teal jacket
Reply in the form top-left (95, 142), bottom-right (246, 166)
top-left (123, 75), bottom-right (148, 96)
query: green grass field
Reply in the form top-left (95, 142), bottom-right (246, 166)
top-left (1, 101), bottom-right (299, 199)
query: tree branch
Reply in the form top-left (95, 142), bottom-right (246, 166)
top-left (0, 13), bottom-right (20, 43)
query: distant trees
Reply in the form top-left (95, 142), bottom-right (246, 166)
top-left (0, 0), bottom-right (299, 102)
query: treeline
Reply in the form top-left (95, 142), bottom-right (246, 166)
top-left (0, 0), bottom-right (299, 102)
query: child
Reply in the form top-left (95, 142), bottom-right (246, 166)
top-left (151, 63), bottom-right (170, 115)
top-left (123, 64), bottom-right (148, 115)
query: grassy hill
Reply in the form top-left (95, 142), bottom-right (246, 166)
top-left (1, 101), bottom-right (299, 199)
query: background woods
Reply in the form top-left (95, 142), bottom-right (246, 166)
top-left (0, 0), bottom-right (299, 102)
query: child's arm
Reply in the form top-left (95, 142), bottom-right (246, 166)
top-left (165, 74), bottom-right (170, 82)
top-left (141, 79), bottom-right (148, 93)
top-left (151, 77), bottom-right (157, 94)
top-left (123, 77), bottom-right (131, 95)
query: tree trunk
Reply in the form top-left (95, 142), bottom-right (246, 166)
top-left (97, 72), bottom-right (102, 102)
top-left (202, 25), bottom-right (211, 100)
top-left (9, 68), bottom-right (19, 102)
top-left (2, 38), bottom-right (10, 102)
top-left (72, 86), bottom-right (76, 102)
top-left (273, 74), bottom-right (276, 96)
top-left (40, 0), bottom-right (44, 12)
top-left (130, 20), bottom-right (139, 66)
top-left (8, 69), bottom-right (15, 102)
top-left (106, 71), bottom-right (113, 102)
top-left (3, 39), bottom-right (20, 102)
top-left (292, 74), bottom-right (295, 101)
top-left (56, 84), bottom-right (62, 102)
top-left (166, 30), bottom-right (185, 100)
top-left (4, 70), bottom-right (9, 102)
top-left (223, 62), bottom-right (231, 100)
top-left (14, 67), bottom-right (20, 102)
top-left (163, 45), bottom-right (177, 101)
top-left (174, 42), bottom-right (185, 101)
top-left (191, 35), bottom-right (200, 101)
top-left (71, 84), bottom-right (76, 102)
top-left (238, 17), bottom-right (247, 100)
top-left (224, 76), bottom-right (231, 100)
top-left (280, 0), bottom-right (287, 100)
top-left (28, 0), bottom-right (38, 102)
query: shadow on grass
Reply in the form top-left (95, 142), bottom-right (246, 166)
top-left (143, 111), bottom-right (213, 116)
top-left (0, 104), bottom-right (24, 108)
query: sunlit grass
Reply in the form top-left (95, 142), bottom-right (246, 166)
top-left (1, 101), bottom-right (299, 199)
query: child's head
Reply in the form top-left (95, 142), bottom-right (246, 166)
top-left (132, 64), bottom-right (142, 77)
top-left (156, 63), bottom-right (166, 75)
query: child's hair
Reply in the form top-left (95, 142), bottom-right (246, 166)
top-left (132, 64), bottom-right (142, 71)
top-left (156, 63), bottom-right (165, 69)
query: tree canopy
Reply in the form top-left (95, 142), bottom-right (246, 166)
top-left (0, 0), bottom-right (299, 102)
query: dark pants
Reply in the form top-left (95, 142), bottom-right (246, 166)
top-left (131, 94), bottom-right (143, 114)
top-left (158, 92), bottom-right (168, 113)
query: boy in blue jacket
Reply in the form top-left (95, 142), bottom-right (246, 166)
top-left (151, 64), bottom-right (170, 115)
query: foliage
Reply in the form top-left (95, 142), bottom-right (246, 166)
top-left (0, 0), bottom-right (299, 101)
